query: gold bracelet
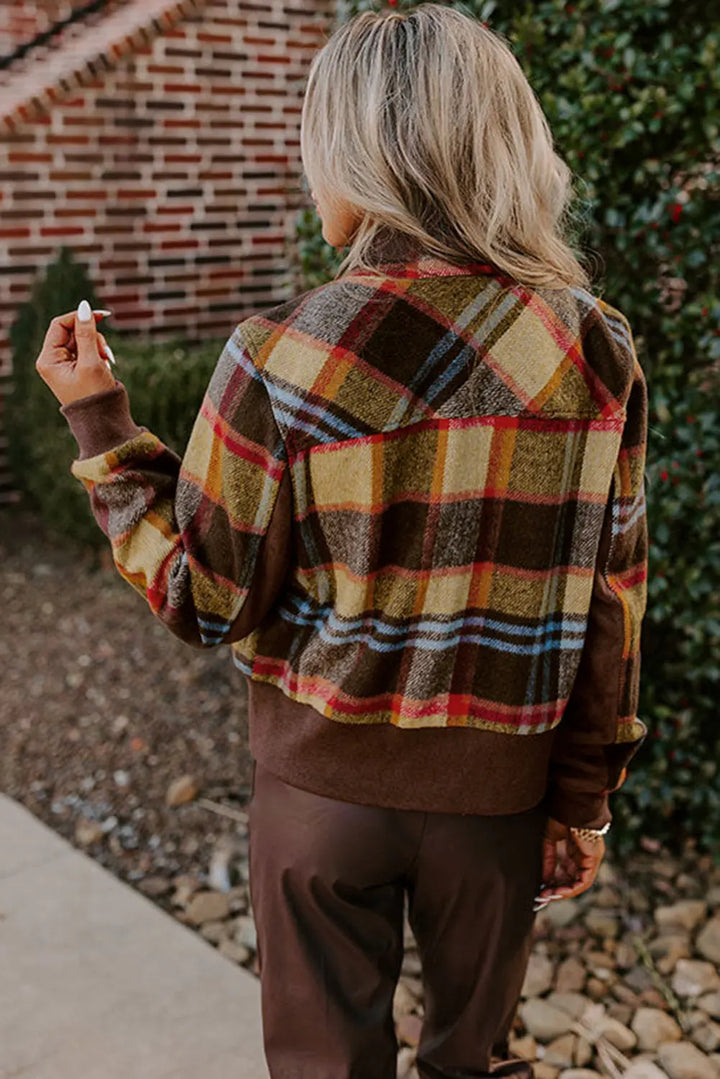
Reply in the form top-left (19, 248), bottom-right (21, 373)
top-left (569, 823), bottom-right (610, 843)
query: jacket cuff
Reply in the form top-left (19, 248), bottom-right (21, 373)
top-left (59, 380), bottom-right (146, 460)
top-left (541, 788), bottom-right (612, 830)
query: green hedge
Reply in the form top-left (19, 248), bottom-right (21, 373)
top-left (6, 247), bottom-right (226, 548)
top-left (614, 370), bottom-right (720, 857)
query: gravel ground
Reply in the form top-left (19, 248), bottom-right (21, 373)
top-left (3, 501), bottom-right (720, 1079)
top-left (0, 502), bottom-right (254, 899)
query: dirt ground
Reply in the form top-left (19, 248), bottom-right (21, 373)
top-left (0, 501), bottom-right (255, 897)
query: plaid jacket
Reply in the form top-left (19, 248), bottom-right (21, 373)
top-left (61, 237), bottom-right (649, 827)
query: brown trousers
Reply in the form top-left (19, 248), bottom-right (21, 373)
top-left (247, 759), bottom-right (548, 1079)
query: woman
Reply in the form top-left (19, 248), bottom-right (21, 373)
top-left (36, 5), bottom-right (649, 1077)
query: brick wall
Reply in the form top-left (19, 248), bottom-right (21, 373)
top-left (0, 0), bottom-right (336, 500)
top-left (1, 2), bottom-right (79, 52)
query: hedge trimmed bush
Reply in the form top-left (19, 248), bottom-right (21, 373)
top-left (6, 246), bottom-right (226, 548)
top-left (613, 369), bottom-right (720, 858)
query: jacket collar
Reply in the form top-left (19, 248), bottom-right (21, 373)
top-left (363, 228), bottom-right (499, 278)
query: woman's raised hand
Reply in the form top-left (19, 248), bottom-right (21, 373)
top-left (35, 300), bottom-right (117, 407)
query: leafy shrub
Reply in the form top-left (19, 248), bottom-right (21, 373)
top-left (6, 247), bottom-right (226, 548)
top-left (612, 367), bottom-right (720, 859)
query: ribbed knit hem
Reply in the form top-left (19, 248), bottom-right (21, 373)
top-left (245, 679), bottom-right (630, 828)
top-left (59, 380), bottom-right (146, 460)
top-left (246, 677), bottom-right (558, 817)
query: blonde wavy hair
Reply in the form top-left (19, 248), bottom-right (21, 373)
top-left (300, 3), bottom-right (595, 290)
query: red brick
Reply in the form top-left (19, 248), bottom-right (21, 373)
top-left (117, 190), bottom-right (158, 199)
top-left (8, 152), bottom-right (53, 163)
top-left (39, 226), bottom-right (86, 237)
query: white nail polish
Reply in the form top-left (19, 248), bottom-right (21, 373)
top-left (104, 359), bottom-right (112, 373)
top-left (103, 344), bottom-right (116, 365)
top-left (93, 308), bottom-right (113, 316)
top-left (77, 299), bottom-right (92, 322)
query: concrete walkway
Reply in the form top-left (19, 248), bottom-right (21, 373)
top-left (0, 794), bottom-right (268, 1079)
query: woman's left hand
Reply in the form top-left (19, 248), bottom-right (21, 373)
top-left (36, 300), bottom-right (117, 406)
top-left (533, 816), bottom-right (605, 910)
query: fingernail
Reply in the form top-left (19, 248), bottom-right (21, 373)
top-left (77, 299), bottom-right (92, 322)
top-left (103, 343), bottom-right (116, 366)
top-left (93, 308), bottom-right (113, 317)
top-left (104, 359), bottom-right (112, 373)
